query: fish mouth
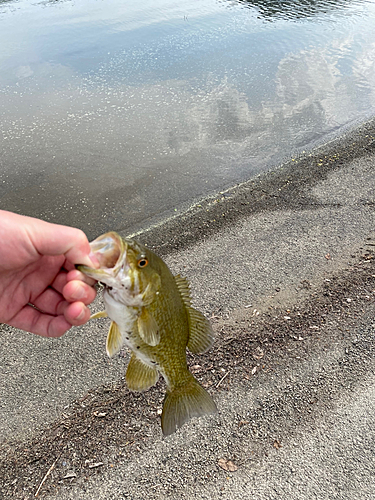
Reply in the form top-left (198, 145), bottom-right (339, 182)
top-left (77, 232), bottom-right (126, 281)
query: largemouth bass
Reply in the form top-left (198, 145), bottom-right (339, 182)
top-left (78, 232), bottom-right (217, 435)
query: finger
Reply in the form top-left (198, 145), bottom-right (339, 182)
top-left (25, 217), bottom-right (100, 268)
top-left (63, 280), bottom-right (97, 305)
top-left (64, 301), bottom-right (91, 326)
top-left (63, 260), bottom-right (98, 273)
top-left (63, 261), bottom-right (75, 272)
top-left (32, 287), bottom-right (68, 316)
top-left (50, 271), bottom-right (68, 295)
top-left (8, 305), bottom-right (72, 338)
top-left (50, 269), bottom-right (96, 296)
top-left (66, 269), bottom-right (97, 287)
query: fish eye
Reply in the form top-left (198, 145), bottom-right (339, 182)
top-left (137, 257), bottom-right (148, 268)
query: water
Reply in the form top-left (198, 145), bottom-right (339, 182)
top-left (1, 0), bottom-right (375, 236)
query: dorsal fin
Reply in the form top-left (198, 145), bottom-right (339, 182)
top-left (187, 308), bottom-right (214, 353)
top-left (174, 274), bottom-right (192, 307)
top-left (174, 274), bottom-right (214, 354)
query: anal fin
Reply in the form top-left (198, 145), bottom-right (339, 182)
top-left (126, 354), bottom-right (159, 392)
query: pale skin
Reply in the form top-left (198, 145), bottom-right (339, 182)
top-left (0, 210), bottom-right (99, 337)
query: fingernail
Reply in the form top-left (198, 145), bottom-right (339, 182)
top-left (75, 308), bottom-right (86, 321)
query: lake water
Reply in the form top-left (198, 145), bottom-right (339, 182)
top-left (1, 0), bottom-right (375, 237)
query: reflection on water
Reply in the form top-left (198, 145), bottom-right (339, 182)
top-left (0, 0), bottom-right (375, 236)
top-left (235, 0), bottom-right (360, 20)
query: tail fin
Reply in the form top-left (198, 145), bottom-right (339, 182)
top-left (161, 374), bottom-right (217, 436)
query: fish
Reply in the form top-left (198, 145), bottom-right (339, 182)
top-left (78, 231), bottom-right (217, 435)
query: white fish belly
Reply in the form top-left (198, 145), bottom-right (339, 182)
top-left (103, 289), bottom-right (156, 367)
top-left (103, 289), bottom-right (137, 333)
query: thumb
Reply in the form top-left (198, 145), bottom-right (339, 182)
top-left (25, 216), bottom-right (99, 268)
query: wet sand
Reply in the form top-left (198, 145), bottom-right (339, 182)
top-left (1, 118), bottom-right (375, 499)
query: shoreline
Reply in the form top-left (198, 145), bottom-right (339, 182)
top-left (129, 116), bottom-right (375, 255)
top-left (1, 117), bottom-right (375, 499)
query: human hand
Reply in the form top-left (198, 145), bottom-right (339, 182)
top-left (0, 210), bottom-right (99, 337)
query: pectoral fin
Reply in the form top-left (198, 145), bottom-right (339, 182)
top-left (138, 308), bottom-right (160, 346)
top-left (106, 321), bottom-right (123, 358)
top-left (187, 308), bottom-right (214, 354)
top-left (126, 354), bottom-right (159, 392)
top-left (90, 310), bottom-right (108, 320)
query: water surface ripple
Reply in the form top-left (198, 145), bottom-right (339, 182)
top-left (0, 0), bottom-right (375, 235)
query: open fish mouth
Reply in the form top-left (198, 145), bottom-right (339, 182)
top-left (89, 232), bottom-right (124, 271)
top-left (77, 232), bottom-right (126, 281)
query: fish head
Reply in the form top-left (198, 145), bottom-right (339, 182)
top-left (78, 232), bottom-right (160, 306)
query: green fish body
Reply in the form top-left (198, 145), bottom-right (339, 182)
top-left (79, 232), bottom-right (217, 435)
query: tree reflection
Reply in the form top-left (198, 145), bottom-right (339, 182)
top-left (234, 0), bottom-right (355, 21)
